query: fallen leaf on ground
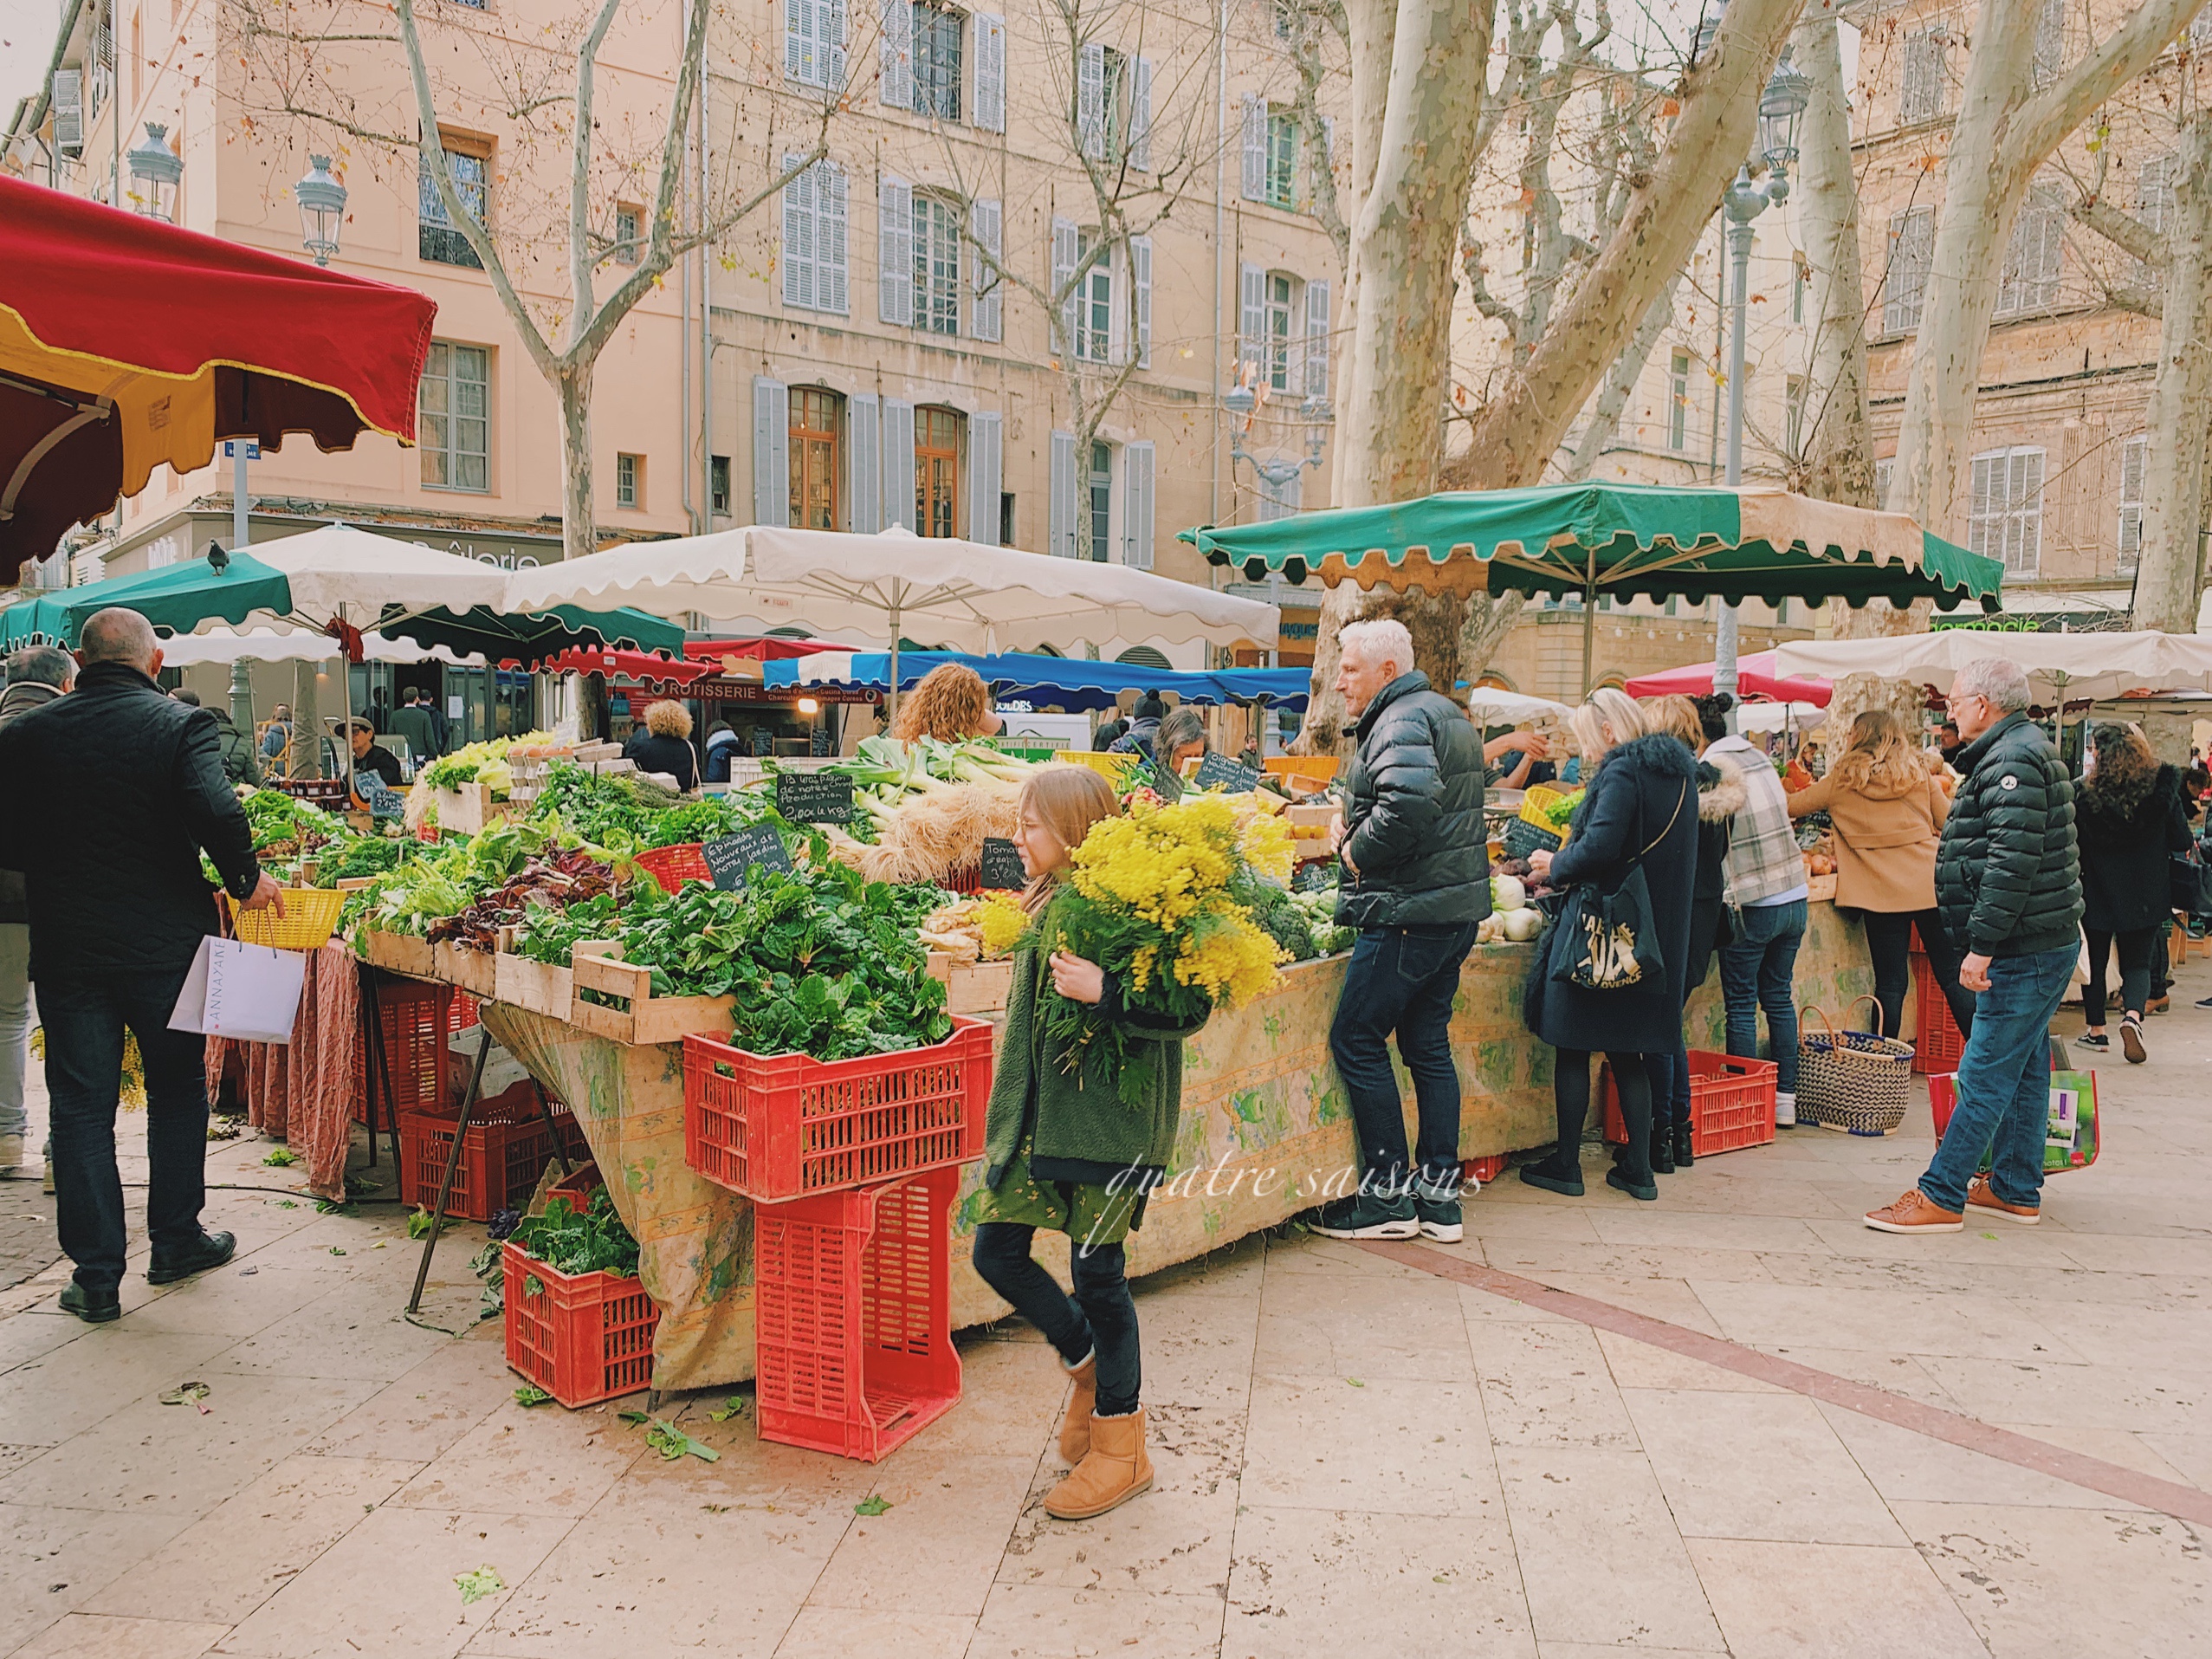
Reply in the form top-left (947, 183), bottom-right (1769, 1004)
top-left (454, 1566), bottom-right (504, 1604)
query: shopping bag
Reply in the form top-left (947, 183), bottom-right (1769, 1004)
top-left (1927, 1068), bottom-right (2099, 1176)
top-left (167, 936), bottom-right (307, 1044)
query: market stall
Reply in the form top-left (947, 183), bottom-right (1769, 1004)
top-left (764, 650), bottom-right (1313, 712)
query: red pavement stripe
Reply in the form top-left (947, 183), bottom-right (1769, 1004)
top-left (1362, 1239), bottom-right (2212, 1526)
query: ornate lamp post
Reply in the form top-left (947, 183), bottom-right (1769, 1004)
top-left (125, 123), bottom-right (180, 222)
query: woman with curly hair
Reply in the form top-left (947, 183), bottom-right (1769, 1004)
top-left (2075, 723), bottom-right (2191, 1062)
top-left (622, 699), bottom-right (699, 791)
top-left (891, 662), bottom-right (1001, 744)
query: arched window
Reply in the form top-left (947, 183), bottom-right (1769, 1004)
top-left (788, 386), bottom-right (843, 530)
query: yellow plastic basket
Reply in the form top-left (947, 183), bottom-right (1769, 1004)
top-left (1054, 750), bottom-right (1140, 783)
top-left (227, 886), bottom-right (348, 951)
top-left (1520, 783), bottom-right (1580, 845)
top-left (1264, 756), bottom-right (1341, 791)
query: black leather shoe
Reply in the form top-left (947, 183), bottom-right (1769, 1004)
top-left (60, 1281), bottom-right (121, 1323)
top-left (147, 1230), bottom-right (236, 1285)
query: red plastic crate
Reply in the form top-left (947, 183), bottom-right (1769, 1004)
top-left (448, 990), bottom-right (480, 1034)
top-left (754, 1166), bottom-right (961, 1461)
top-left (354, 980), bottom-right (455, 1126)
top-left (1911, 953), bottom-right (1965, 1074)
top-left (501, 1238), bottom-right (658, 1409)
top-left (1463, 1153), bottom-right (1509, 1185)
top-left (635, 842), bottom-right (711, 893)
top-left (682, 1016), bottom-right (993, 1202)
top-left (547, 1159), bottom-right (603, 1208)
top-left (399, 1089), bottom-right (590, 1222)
top-left (1603, 1051), bottom-right (1779, 1156)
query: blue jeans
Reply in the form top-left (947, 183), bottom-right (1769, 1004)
top-left (1719, 898), bottom-right (1808, 1093)
top-left (1921, 943), bottom-right (2075, 1215)
top-left (1329, 921), bottom-right (1478, 1195)
top-left (42, 964), bottom-right (212, 1293)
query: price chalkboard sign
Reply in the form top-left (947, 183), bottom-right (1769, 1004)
top-left (775, 770), bottom-right (855, 824)
top-left (1191, 751), bottom-right (1264, 794)
top-left (704, 824), bottom-right (792, 891)
top-left (979, 837), bottom-right (1028, 891)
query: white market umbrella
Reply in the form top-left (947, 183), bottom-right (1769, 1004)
top-left (1774, 631), bottom-right (2212, 705)
top-left (155, 626), bottom-right (485, 667)
top-left (1463, 687), bottom-right (1575, 724)
top-left (501, 524), bottom-right (1280, 718)
top-left (1734, 699), bottom-right (1827, 736)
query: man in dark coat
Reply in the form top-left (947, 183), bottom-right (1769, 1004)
top-left (0, 609), bottom-right (282, 1322)
top-left (1309, 619), bottom-right (1490, 1243)
top-left (390, 686), bottom-right (440, 766)
top-left (1867, 657), bottom-right (2081, 1235)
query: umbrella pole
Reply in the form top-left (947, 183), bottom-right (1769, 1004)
top-left (886, 587), bottom-right (902, 732)
top-left (1581, 578), bottom-right (1596, 697)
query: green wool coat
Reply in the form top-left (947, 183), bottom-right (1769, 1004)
top-left (980, 920), bottom-right (1210, 1207)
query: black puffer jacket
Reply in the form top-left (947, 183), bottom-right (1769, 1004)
top-left (0, 661), bottom-right (262, 979)
top-left (0, 679), bottom-right (66, 924)
top-left (2076, 761), bottom-right (2191, 934)
top-left (1336, 671), bottom-right (1490, 928)
top-left (1935, 712), bottom-right (2082, 957)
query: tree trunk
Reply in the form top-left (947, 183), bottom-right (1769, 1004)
top-left (2131, 116), bottom-right (2212, 634)
top-left (1295, 580), bottom-right (1465, 755)
top-left (559, 363), bottom-right (596, 563)
top-left (1793, 3), bottom-right (1873, 510)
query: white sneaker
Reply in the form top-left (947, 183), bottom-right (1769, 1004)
top-left (1775, 1092), bottom-right (1797, 1129)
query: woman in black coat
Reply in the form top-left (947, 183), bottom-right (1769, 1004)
top-left (1521, 690), bottom-right (1699, 1201)
top-left (622, 699), bottom-right (700, 792)
top-left (2074, 723), bottom-right (2190, 1063)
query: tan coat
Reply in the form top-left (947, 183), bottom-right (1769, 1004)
top-left (1787, 765), bottom-right (1951, 913)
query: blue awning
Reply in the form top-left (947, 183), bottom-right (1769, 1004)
top-left (761, 650), bottom-right (1311, 710)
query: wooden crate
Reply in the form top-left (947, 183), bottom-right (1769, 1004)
top-left (495, 949), bottom-right (575, 1018)
top-left (925, 953), bottom-right (1017, 1015)
top-left (430, 783), bottom-right (511, 836)
top-left (359, 929), bottom-right (435, 981)
top-left (568, 943), bottom-right (736, 1046)
top-left (433, 940), bottom-right (498, 998)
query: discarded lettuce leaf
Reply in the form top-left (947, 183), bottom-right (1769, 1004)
top-left (262, 1146), bottom-right (298, 1167)
top-left (454, 1566), bottom-right (504, 1604)
top-left (854, 1494), bottom-right (891, 1516)
top-left (514, 1384), bottom-right (553, 1407)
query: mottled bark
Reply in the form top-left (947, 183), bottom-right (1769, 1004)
top-left (2132, 117), bottom-right (2212, 633)
top-left (1793, 3), bottom-right (1873, 510)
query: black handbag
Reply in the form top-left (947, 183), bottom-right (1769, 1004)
top-left (2170, 850), bottom-right (2210, 916)
top-left (1549, 781), bottom-right (1687, 992)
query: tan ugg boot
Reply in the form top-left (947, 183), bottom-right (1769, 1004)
top-left (1043, 1408), bottom-right (1153, 1520)
top-left (1058, 1353), bottom-right (1096, 1466)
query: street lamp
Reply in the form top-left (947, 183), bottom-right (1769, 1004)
top-left (1712, 51), bottom-right (1812, 714)
top-left (296, 155), bottom-right (348, 266)
top-left (1225, 387), bottom-right (1331, 509)
top-left (126, 123), bottom-right (181, 222)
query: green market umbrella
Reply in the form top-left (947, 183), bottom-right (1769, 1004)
top-left (0, 547), bottom-right (293, 647)
top-left (1183, 483), bottom-right (2004, 691)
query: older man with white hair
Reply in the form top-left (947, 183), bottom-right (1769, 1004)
top-left (1866, 656), bottom-right (2081, 1235)
top-left (1308, 618), bottom-right (1491, 1243)
top-left (0, 607), bottom-right (281, 1321)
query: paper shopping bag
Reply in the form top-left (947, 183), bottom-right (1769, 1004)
top-left (168, 936), bottom-right (307, 1044)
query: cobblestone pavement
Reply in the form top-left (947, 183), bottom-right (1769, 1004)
top-left (2, 966), bottom-right (2209, 1656)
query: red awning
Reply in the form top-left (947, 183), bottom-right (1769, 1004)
top-left (685, 636), bottom-right (855, 661)
top-left (532, 647), bottom-right (712, 686)
top-left (0, 176), bottom-right (437, 580)
top-left (1623, 651), bottom-right (1832, 708)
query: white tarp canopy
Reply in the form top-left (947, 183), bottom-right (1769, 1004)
top-left (249, 522), bottom-right (512, 625)
top-left (154, 627), bottom-right (484, 666)
top-left (1736, 700), bottom-right (1827, 736)
top-left (1775, 631), bottom-right (2212, 704)
top-left (1463, 688), bottom-right (1575, 724)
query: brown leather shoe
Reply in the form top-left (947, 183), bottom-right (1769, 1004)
top-left (1043, 1408), bottom-right (1154, 1520)
top-left (1058, 1354), bottom-right (1096, 1465)
top-left (1863, 1189), bottom-right (1963, 1233)
top-left (1966, 1174), bottom-right (2041, 1225)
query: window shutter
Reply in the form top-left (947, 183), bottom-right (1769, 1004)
top-left (821, 162), bottom-right (849, 314)
top-left (1241, 96), bottom-right (1265, 200)
top-left (1108, 243), bottom-right (1129, 366)
top-left (1239, 262), bottom-right (1265, 379)
top-left (883, 399), bottom-right (916, 530)
top-left (1052, 217), bottom-right (1080, 354)
top-left (1303, 276), bottom-right (1330, 399)
top-left (2118, 435), bottom-right (2147, 567)
top-left (2032, 0), bottom-right (2064, 86)
top-left (1967, 455), bottom-right (1995, 557)
top-left (51, 68), bottom-right (82, 157)
top-left (1320, 114), bottom-right (1336, 191)
top-left (1078, 42), bottom-right (1105, 159)
top-left (1129, 57), bottom-right (1153, 171)
top-left (752, 377), bottom-right (790, 527)
top-left (785, 0), bottom-right (810, 81)
top-left (880, 0), bottom-right (913, 108)
top-left (851, 392), bottom-right (882, 532)
top-left (1132, 236), bottom-right (1153, 368)
top-left (2016, 450), bottom-right (2044, 573)
top-left (827, 0), bottom-right (848, 84)
top-left (974, 14), bottom-right (1006, 133)
top-left (781, 154), bottom-right (815, 309)
top-left (1049, 431), bottom-right (1077, 557)
top-left (878, 176), bottom-right (913, 325)
top-left (972, 198), bottom-right (1004, 342)
top-left (1122, 442), bottom-right (1155, 568)
top-left (969, 412), bottom-right (1003, 544)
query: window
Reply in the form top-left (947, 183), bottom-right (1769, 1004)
top-left (2138, 152), bottom-right (2180, 236)
top-left (916, 405), bottom-right (962, 537)
top-left (1898, 30), bottom-right (1945, 125)
top-left (616, 453), bottom-right (642, 509)
top-left (612, 204), bottom-right (643, 266)
top-left (783, 158), bottom-right (849, 314)
top-left (788, 387), bottom-right (841, 529)
top-left (786, 0), bottom-right (847, 88)
top-left (1266, 111), bottom-right (1299, 209)
top-left (1668, 352), bottom-right (1690, 451)
top-left (1077, 230), bottom-right (1113, 362)
top-left (913, 2), bottom-right (961, 120)
top-left (1884, 208), bottom-right (1934, 334)
top-left (1784, 375), bottom-right (1805, 455)
top-left (420, 137), bottom-right (489, 268)
top-left (419, 341), bottom-right (489, 492)
top-left (913, 193), bottom-right (960, 334)
top-left (1996, 188), bottom-right (2063, 315)
top-left (1967, 446), bottom-right (2046, 575)
top-left (2118, 434), bottom-right (2148, 573)
top-left (1264, 273), bottom-right (1296, 391)
top-left (1088, 441), bottom-right (1113, 562)
top-left (2031, 0), bottom-right (2065, 87)
top-left (710, 454), bottom-right (731, 516)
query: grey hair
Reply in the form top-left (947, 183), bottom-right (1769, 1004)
top-left (1157, 706), bottom-right (1206, 752)
top-left (1340, 618), bottom-right (1414, 677)
top-left (4, 645), bottom-right (75, 690)
top-left (79, 607), bottom-right (158, 667)
top-left (1955, 656), bottom-right (2032, 715)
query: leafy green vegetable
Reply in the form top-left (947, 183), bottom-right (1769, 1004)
top-left (454, 1566), bottom-right (505, 1604)
top-left (853, 1494), bottom-right (892, 1516)
top-left (708, 1397), bottom-right (749, 1422)
top-left (311, 835), bottom-right (404, 887)
top-left (619, 1410), bottom-right (721, 1462)
top-left (262, 1146), bottom-right (297, 1167)
top-left (514, 1384), bottom-right (553, 1407)
top-left (506, 1190), bottom-right (640, 1280)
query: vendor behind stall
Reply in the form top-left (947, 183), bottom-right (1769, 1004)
top-left (344, 720), bottom-right (405, 818)
top-left (1147, 708), bottom-right (1209, 802)
top-left (893, 662), bottom-right (1003, 743)
top-left (623, 700), bottom-right (700, 791)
